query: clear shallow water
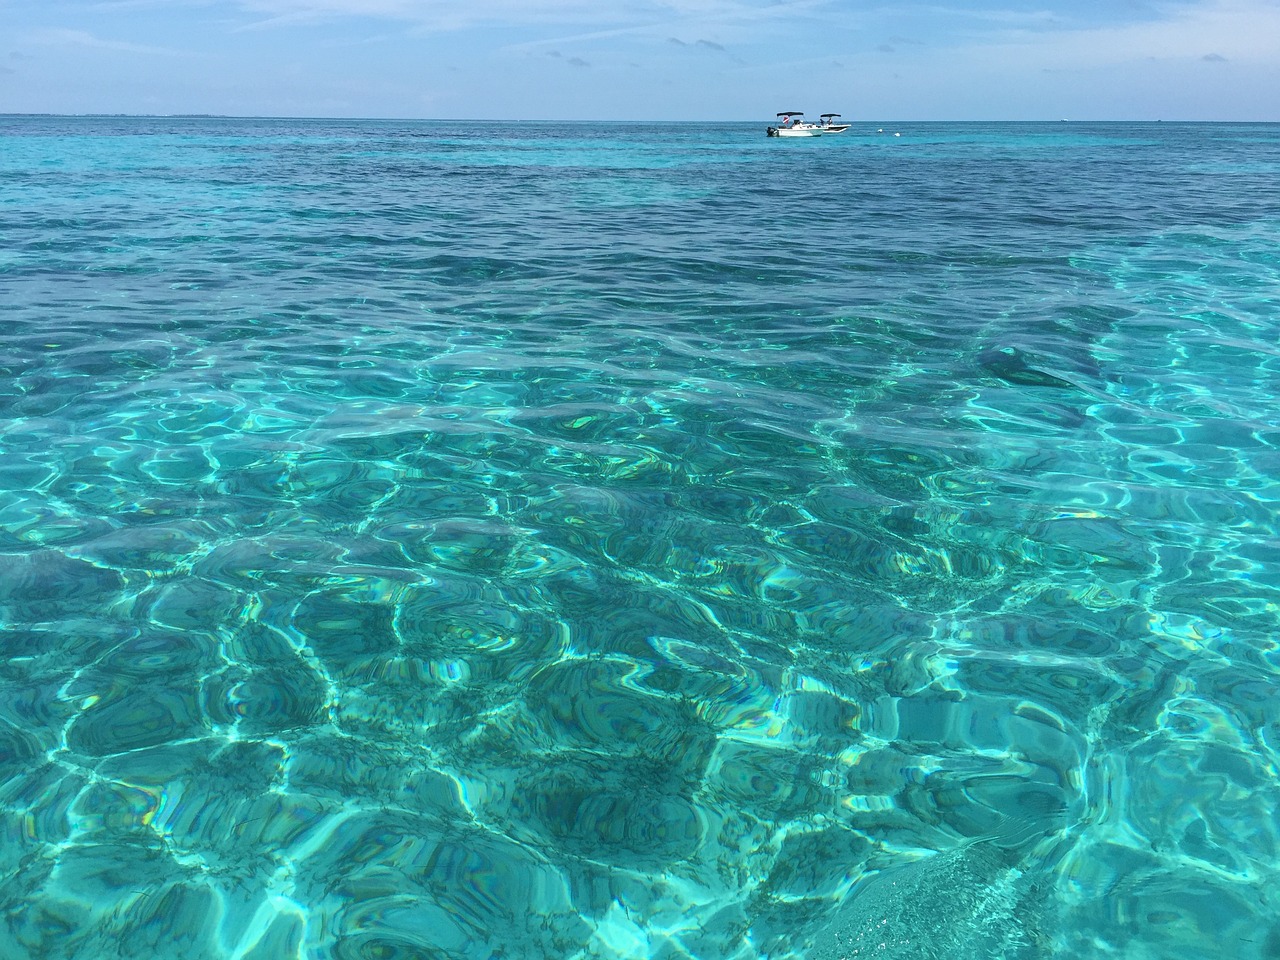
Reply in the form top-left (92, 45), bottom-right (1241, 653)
top-left (2, 116), bottom-right (1279, 959)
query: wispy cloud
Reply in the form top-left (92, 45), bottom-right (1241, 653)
top-left (231, 0), bottom-right (630, 29)
top-left (23, 27), bottom-right (186, 56)
top-left (219, 0), bottom-right (843, 37)
top-left (547, 49), bottom-right (588, 64)
top-left (884, 0), bottom-right (1280, 66)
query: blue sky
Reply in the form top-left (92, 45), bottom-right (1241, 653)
top-left (2, 0), bottom-right (1278, 119)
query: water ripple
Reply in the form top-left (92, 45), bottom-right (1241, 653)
top-left (3, 117), bottom-right (1280, 959)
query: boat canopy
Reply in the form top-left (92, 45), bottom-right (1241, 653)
top-left (820, 113), bottom-right (841, 118)
top-left (776, 111), bottom-right (804, 117)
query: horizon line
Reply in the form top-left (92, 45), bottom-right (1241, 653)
top-left (3, 113), bottom-right (1277, 124)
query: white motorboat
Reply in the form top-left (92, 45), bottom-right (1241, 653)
top-left (819, 113), bottom-right (850, 133)
top-left (767, 112), bottom-right (823, 137)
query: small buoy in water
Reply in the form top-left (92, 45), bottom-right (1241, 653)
top-left (877, 128), bottom-right (884, 133)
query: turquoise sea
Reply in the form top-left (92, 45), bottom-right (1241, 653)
top-left (2, 116), bottom-right (1279, 959)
